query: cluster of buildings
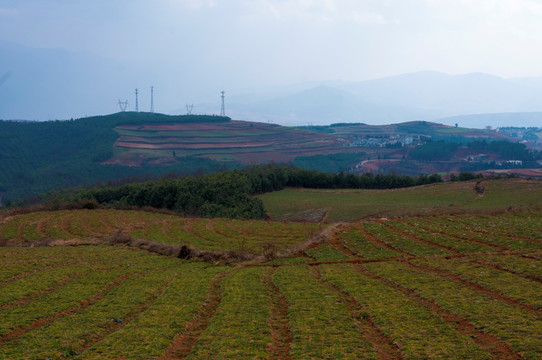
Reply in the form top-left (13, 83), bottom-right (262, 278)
top-left (346, 134), bottom-right (427, 148)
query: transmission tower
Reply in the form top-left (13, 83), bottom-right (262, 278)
top-left (118, 100), bottom-right (128, 112)
top-left (135, 88), bottom-right (139, 112)
top-left (220, 91), bottom-right (225, 116)
top-left (150, 86), bottom-right (154, 113)
top-left (186, 104), bottom-right (194, 115)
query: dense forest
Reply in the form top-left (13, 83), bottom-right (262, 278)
top-left (37, 165), bottom-right (448, 219)
top-left (409, 140), bottom-right (539, 162)
top-left (0, 113), bottom-right (233, 202)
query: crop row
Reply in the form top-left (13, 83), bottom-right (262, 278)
top-left (0, 210), bottom-right (319, 254)
top-left (2, 244), bottom-right (542, 358)
top-left (333, 213), bottom-right (542, 261)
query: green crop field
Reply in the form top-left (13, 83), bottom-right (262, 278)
top-left (1, 203), bottom-right (542, 358)
top-left (258, 178), bottom-right (542, 222)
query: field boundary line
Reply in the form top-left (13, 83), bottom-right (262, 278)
top-left (355, 264), bottom-right (523, 360)
top-left (379, 220), bottom-right (456, 254)
top-left (16, 217), bottom-right (30, 240)
top-left (435, 216), bottom-right (542, 245)
top-left (404, 260), bottom-right (542, 317)
top-left (77, 266), bottom-right (180, 356)
top-left (0, 261), bottom-right (95, 287)
top-left (36, 216), bottom-right (52, 237)
top-left (356, 225), bottom-right (414, 257)
top-left (0, 272), bottom-right (84, 311)
top-left (327, 226), bottom-right (360, 258)
top-left (470, 259), bottom-right (542, 285)
top-left (0, 271), bottom-right (138, 346)
top-left (409, 219), bottom-right (511, 251)
top-left (60, 213), bottom-right (75, 238)
top-left (261, 267), bottom-right (292, 360)
top-left (160, 267), bottom-right (236, 360)
top-left (311, 265), bottom-right (403, 360)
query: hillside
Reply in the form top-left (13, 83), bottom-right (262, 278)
top-left (0, 112), bottom-right (533, 204)
top-left (0, 185), bottom-right (541, 358)
top-left (106, 119), bottom-right (357, 166)
top-left (259, 178), bottom-right (542, 222)
top-left (0, 113), bottom-right (234, 203)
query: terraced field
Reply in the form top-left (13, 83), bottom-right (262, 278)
top-left (1, 210), bottom-right (541, 359)
top-left (107, 121), bottom-right (363, 166)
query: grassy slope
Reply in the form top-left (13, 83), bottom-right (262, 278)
top-left (258, 178), bottom-right (542, 222)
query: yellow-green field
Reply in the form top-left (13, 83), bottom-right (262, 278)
top-left (0, 209), bottom-right (320, 256)
top-left (1, 207), bottom-right (542, 359)
top-left (258, 178), bottom-right (542, 222)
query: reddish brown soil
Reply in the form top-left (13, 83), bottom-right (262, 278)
top-left (261, 267), bottom-right (292, 360)
top-left (470, 259), bottom-right (542, 285)
top-left (0, 272), bottom-right (84, 311)
top-left (36, 217), bottom-right (51, 237)
top-left (0, 272), bottom-right (136, 346)
top-left (311, 265), bottom-right (403, 360)
top-left (160, 269), bottom-right (235, 360)
top-left (435, 216), bottom-right (542, 245)
top-left (116, 141), bottom-right (274, 150)
top-left (355, 264), bottom-right (521, 360)
top-left (77, 270), bottom-right (178, 355)
top-left (404, 261), bottom-right (542, 317)
top-left (356, 225), bottom-right (415, 257)
top-left (379, 220), bottom-right (457, 254)
top-left (412, 219), bottom-right (511, 251)
top-left (0, 262), bottom-right (84, 287)
top-left (327, 228), bottom-right (360, 258)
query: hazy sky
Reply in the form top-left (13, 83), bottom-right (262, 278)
top-left (3, 0), bottom-right (542, 85)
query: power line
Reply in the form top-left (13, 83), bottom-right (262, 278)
top-left (150, 86), bottom-right (154, 113)
top-left (220, 90), bottom-right (225, 116)
top-left (186, 104), bottom-right (194, 115)
top-left (135, 88), bottom-right (139, 112)
top-left (118, 100), bottom-right (128, 112)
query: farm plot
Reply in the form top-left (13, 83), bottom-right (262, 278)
top-left (0, 210), bottom-right (320, 256)
top-left (1, 210), bottom-right (542, 359)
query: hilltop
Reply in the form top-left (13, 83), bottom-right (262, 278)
top-left (0, 112), bottom-right (537, 204)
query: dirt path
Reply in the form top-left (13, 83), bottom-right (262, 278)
top-left (160, 269), bottom-right (235, 359)
top-left (0, 272), bottom-right (84, 311)
top-left (261, 267), bottom-right (292, 360)
top-left (36, 216), bottom-right (52, 238)
top-left (379, 220), bottom-right (457, 254)
top-left (0, 261), bottom-right (89, 287)
top-left (470, 259), bottom-right (542, 285)
top-left (404, 261), bottom-right (542, 317)
top-left (311, 266), bottom-right (403, 360)
top-left (356, 225), bottom-right (415, 257)
top-left (410, 219), bottom-right (511, 252)
top-left (0, 271), bottom-right (137, 346)
top-left (356, 264), bottom-right (522, 360)
top-left (327, 225), bottom-right (360, 258)
top-left (435, 216), bottom-right (542, 245)
top-left (77, 267), bottom-right (179, 355)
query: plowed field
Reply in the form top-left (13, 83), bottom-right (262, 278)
top-left (1, 209), bottom-right (541, 359)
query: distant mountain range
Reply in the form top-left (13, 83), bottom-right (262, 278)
top-left (217, 72), bottom-right (542, 127)
top-left (2, 41), bottom-right (542, 127)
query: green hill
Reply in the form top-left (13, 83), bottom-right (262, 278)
top-left (0, 113), bottom-right (234, 202)
top-left (0, 113), bottom-right (530, 204)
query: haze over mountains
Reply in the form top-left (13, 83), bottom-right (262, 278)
top-left (2, 41), bottom-right (542, 128)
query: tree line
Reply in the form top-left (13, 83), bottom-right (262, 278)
top-left (408, 139), bottom-right (539, 162)
top-left (52, 165), bottom-right (446, 219)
